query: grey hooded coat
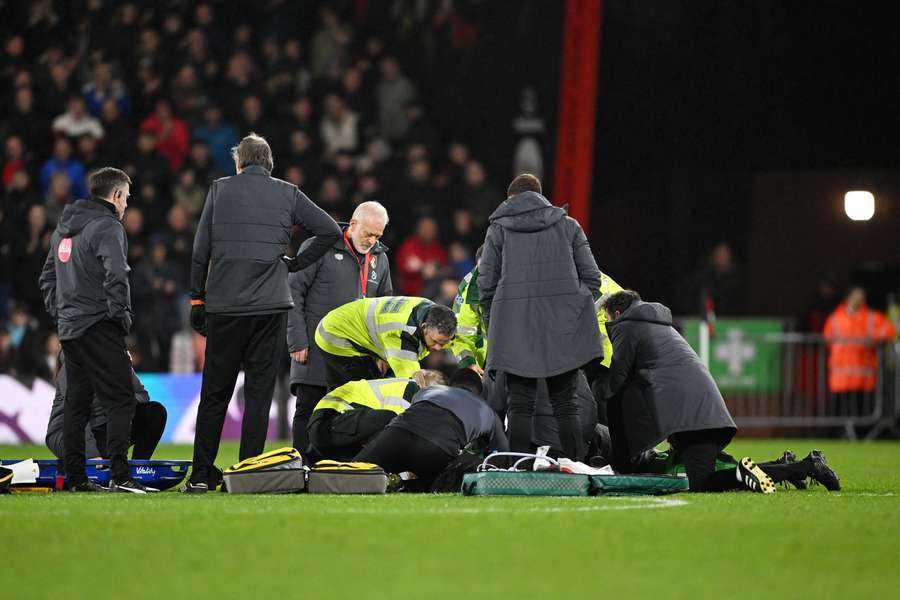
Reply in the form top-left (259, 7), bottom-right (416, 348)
top-left (605, 301), bottom-right (737, 457)
top-left (478, 191), bottom-right (603, 378)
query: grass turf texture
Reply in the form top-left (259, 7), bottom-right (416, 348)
top-left (2, 439), bottom-right (899, 599)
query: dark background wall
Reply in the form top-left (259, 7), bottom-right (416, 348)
top-left (750, 169), bottom-right (900, 317)
top-left (588, 0), bottom-right (900, 314)
top-left (418, 1), bottom-right (899, 316)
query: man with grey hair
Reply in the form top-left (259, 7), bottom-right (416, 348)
top-left (185, 133), bottom-right (340, 493)
top-left (287, 200), bottom-right (393, 453)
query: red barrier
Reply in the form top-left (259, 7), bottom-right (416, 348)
top-left (553, 0), bottom-right (603, 232)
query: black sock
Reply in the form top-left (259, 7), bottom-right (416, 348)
top-left (759, 459), bottom-right (812, 483)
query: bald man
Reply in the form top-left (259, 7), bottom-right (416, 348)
top-left (287, 201), bottom-right (394, 453)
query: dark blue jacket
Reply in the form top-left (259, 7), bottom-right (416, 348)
top-left (399, 385), bottom-right (509, 454)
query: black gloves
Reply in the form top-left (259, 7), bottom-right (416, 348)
top-left (281, 254), bottom-right (305, 273)
top-left (190, 302), bottom-right (207, 337)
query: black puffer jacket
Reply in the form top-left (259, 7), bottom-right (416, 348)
top-left (606, 301), bottom-right (737, 457)
top-left (478, 191), bottom-right (603, 377)
top-left (288, 228), bottom-right (393, 388)
top-left (191, 165), bottom-right (341, 315)
top-left (39, 198), bottom-right (132, 340)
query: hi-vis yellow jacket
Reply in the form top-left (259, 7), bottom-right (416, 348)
top-left (315, 296), bottom-right (434, 378)
top-left (449, 267), bottom-right (486, 369)
top-left (449, 267), bottom-right (621, 370)
top-left (595, 272), bottom-right (624, 368)
top-left (313, 377), bottom-right (419, 414)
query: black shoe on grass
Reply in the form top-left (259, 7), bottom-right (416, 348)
top-left (806, 450), bottom-right (841, 491)
top-left (737, 457), bottom-right (776, 494)
top-left (109, 479), bottom-right (158, 494)
top-left (774, 450), bottom-right (808, 490)
top-left (180, 481), bottom-right (208, 494)
top-left (68, 480), bottom-right (107, 492)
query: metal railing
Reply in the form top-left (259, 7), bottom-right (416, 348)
top-left (716, 332), bottom-right (899, 439)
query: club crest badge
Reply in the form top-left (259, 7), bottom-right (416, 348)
top-left (334, 253), bottom-right (344, 261)
top-left (58, 238), bottom-right (73, 263)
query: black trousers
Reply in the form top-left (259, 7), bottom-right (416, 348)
top-left (60, 320), bottom-right (136, 484)
top-left (670, 430), bottom-right (743, 492)
top-left (322, 351), bottom-right (382, 390)
top-left (507, 369), bottom-right (581, 459)
top-left (354, 426), bottom-right (456, 492)
top-left (673, 435), bottom-right (816, 492)
top-left (584, 364), bottom-right (610, 425)
top-left (191, 312), bottom-right (286, 483)
top-left (291, 383), bottom-right (326, 453)
top-left (50, 401), bottom-right (168, 462)
top-left (96, 402), bottom-right (168, 460)
top-left (308, 406), bottom-right (398, 461)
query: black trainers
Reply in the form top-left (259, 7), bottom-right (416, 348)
top-left (209, 466), bottom-right (224, 491)
top-left (109, 479), bottom-right (158, 494)
top-left (806, 450), bottom-right (841, 491)
top-left (67, 480), bottom-right (107, 492)
top-left (774, 450), bottom-right (808, 490)
top-left (180, 481), bottom-right (209, 494)
top-left (736, 457), bottom-right (776, 494)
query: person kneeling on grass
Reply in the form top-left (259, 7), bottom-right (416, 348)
top-left (633, 447), bottom-right (840, 491)
top-left (307, 370), bottom-right (445, 461)
top-left (46, 351), bottom-right (167, 467)
top-left (354, 369), bottom-right (508, 492)
top-left (603, 289), bottom-right (840, 493)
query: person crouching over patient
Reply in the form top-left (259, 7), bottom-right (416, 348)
top-left (355, 369), bottom-right (509, 492)
top-left (603, 290), bottom-right (773, 493)
top-left (307, 370), bottom-right (445, 461)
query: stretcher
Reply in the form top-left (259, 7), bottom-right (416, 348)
top-left (0, 459), bottom-right (191, 491)
top-left (460, 452), bottom-right (688, 497)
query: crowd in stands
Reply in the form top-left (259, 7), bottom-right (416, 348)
top-left (0, 1), bottom-right (502, 376)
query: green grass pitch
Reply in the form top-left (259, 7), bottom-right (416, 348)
top-left (2, 439), bottom-right (899, 599)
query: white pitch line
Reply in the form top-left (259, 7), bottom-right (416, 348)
top-left (216, 496), bottom-right (689, 516)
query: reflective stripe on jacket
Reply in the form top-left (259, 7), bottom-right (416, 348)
top-left (315, 296), bottom-right (433, 378)
top-left (313, 378), bottom-right (418, 415)
top-left (594, 271), bottom-right (624, 368)
top-left (449, 268), bottom-right (487, 368)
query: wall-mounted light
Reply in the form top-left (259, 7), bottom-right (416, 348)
top-left (844, 191), bottom-right (875, 221)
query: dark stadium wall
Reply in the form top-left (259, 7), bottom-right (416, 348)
top-left (589, 1), bottom-right (900, 315)
top-left (749, 170), bottom-right (900, 317)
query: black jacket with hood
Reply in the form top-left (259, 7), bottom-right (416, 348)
top-left (288, 226), bottom-right (393, 388)
top-left (606, 300), bottom-right (737, 458)
top-left (478, 191), bottom-right (603, 378)
top-left (190, 165), bottom-right (341, 315)
top-left (39, 198), bottom-right (133, 340)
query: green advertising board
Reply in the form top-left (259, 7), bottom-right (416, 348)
top-left (682, 319), bottom-right (783, 393)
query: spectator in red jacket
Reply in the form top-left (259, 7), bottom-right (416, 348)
top-left (140, 99), bottom-right (190, 172)
top-left (396, 216), bottom-right (448, 296)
